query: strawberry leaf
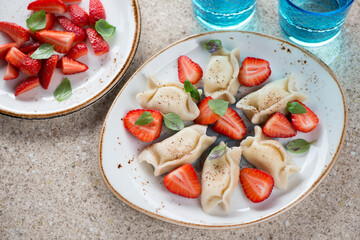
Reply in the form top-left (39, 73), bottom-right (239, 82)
top-left (26, 10), bottom-right (46, 31)
top-left (30, 43), bottom-right (54, 59)
top-left (203, 40), bottom-right (222, 53)
top-left (95, 19), bottom-right (116, 37)
top-left (287, 101), bottom-right (307, 114)
top-left (135, 112), bottom-right (154, 125)
top-left (54, 78), bottom-right (72, 102)
top-left (209, 144), bottom-right (227, 160)
top-left (162, 113), bottom-right (184, 131)
top-left (286, 139), bottom-right (316, 153)
top-left (208, 99), bottom-right (229, 116)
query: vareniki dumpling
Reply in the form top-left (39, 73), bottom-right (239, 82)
top-left (201, 142), bottom-right (242, 213)
top-left (236, 74), bottom-right (307, 124)
top-left (241, 126), bottom-right (300, 189)
top-left (138, 125), bottom-right (216, 176)
top-left (204, 47), bottom-right (241, 104)
top-left (136, 75), bottom-right (201, 121)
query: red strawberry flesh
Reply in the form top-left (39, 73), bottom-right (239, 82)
top-left (61, 57), bottom-right (88, 75)
top-left (18, 41), bottom-right (41, 54)
top-left (4, 63), bottom-right (19, 80)
top-left (5, 47), bottom-right (26, 68)
top-left (36, 30), bottom-right (76, 53)
top-left (57, 16), bottom-right (86, 43)
top-left (194, 96), bottom-right (220, 125)
top-left (89, 0), bottom-right (106, 26)
top-left (0, 43), bottom-right (18, 59)
top-left (239, 57), bottom-right (271, 87)
top-left (19, 54), bottom-right (42, 76)
top-left (177, 55), bottom-right (203, 84)
top-left (15, 76), bottom-right (40, 96)
top-left (69, 4), bottom-right (89, 27)
top-left (263, 112), bottom-right (297, 138)
top-left (27, 0), bottom-right (67, 14)
top-left (0, 22), bottom-right (30, 45)
top-left (240, 168), bottom-right (274, 203)
top-left (39, 54), bottom-right (59, 89)
top-left (291, 101), bottom-right (319, 133)
top-left (85, 28), bottom-right (109, 56)
top-left (213, 107), bottom-right (247, 140)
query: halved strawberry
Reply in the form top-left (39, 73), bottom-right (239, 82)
top-left (239, 57), bottom-right (271, 87)
top-left (18, 41), bottom-right (41, 54)
top-left (69, 4), bottom-right (89, 27)
top-left (0, 22), bottom-right (30, 45)
top-left (5, 47), bottom-right (26, 68)
top-left (15, 76), bottom-right (40, 96)
top-left (27, 0), bottom-right (67, 14)
top-left (163, 163), bottom-right (201, 198)
top-left (19, 53), bottom-right (42, 76)
top-left (62, 0), bottom-right (81, 2)
top-left (39, 54), bottom-right (59, 89)
top-left (213, 107), bottom-right (247, 140)
top-left (194, 96), bottom-right (220, 125)
top-left (123, 109), bottom-right (163, 142)
top-left (44, 13), bottom-right (56, 30)
top-left (291, 101), bottom-right (319, 133)
top-left (177, 55), bottom-right (203, 84)
top-left (57, 42), bottom-right (88, 68)
top-left (36, 30), bottom-right (76, 53)
top-left (85, 28), bottom-right (109, 56)
top-left (263, 112), bottom-right (297, 138)
top-left (57, 16), bottom-right (86, 43)
top-left (240, 168), bottom-right (274, 203)
top-left (3, 63), bottom-right (19, 80)
top-left (0, 43), bottom-right (18, 59)
top-left (89, 0), bottom-right (106, 26)
top-left (61, 57), bottom-right (88, 75)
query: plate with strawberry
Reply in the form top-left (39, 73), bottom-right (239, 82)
top-left (0, 0), bottom-right (140, 118)
top-left (98, 31), bottom-right (346, 228)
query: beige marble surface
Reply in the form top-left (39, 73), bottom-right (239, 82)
top-left (1, 0), bottom-right (360, 239)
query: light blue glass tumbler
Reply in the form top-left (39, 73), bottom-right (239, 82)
top-left (192, 0), bottom-right (257, 30)
top-left (279, 0), bottom-right (354, 47)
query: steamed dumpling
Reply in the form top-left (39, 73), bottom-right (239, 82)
top-left (201, 142), bottom-right (242, 213)
top-left (136, 75), bottom-right (201, 121)
top-left (138, 125), bottom-right (216, 176)
top-left (204, 48), bottom-right (241, 104)
top-left (236, 74), bottom-right (307, 124)
top-left (241, 126), bottom-right (300, 189)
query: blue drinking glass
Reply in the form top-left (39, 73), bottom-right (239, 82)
top-left (192, 0), bottom-right (257, 30)
top-left (279, 0), bottom-right (354, 47)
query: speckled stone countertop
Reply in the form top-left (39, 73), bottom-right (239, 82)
top-left (1, 0), bottom-right (359, 239)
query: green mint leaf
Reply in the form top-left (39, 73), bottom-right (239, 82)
top-left (209, 144), bottom-right (227, 160)
top-left (286, 139), bottom-right (316, 153)
top-left (190, 89), bottom-right (200, 101)
top-left (30, 43), bottom-right (54, 59)
top-left (135, 111), bottom-right (154, 125)
top-left (54, 78), bottom-right (72, 102)
top-left (208, 99), bottom-right (229, 116)
top-left (26, 10), bottom-right (46, 31)
top-left (287, 101), bottom-right (307, 114)
top-left (203, 40), bottom-right (222, 53)
top-left (184, 79), bottom-right (194, 92)
top-left (162, 113), bottom-right (184, 131)
top-left (95, 19), bottom-right (116, 37)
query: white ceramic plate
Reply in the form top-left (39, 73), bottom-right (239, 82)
top-left (99, 31), bottom-right (347, 229)
top-left (0, 0), bottom-right (140, 118)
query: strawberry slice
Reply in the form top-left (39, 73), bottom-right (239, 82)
top-left (5, 47), bottom-right (26, 68)
top-left (36, 30), bottom-right (76, 53)
top-left (0, 43), bottom-right (18, 59)
top-left (238, 57), bottom-right (271, 87)
top-left (57, 43), bottom-right (88, 68)
top-left (61, 57), bottom-right (88, 75)
top-left (15, 76), bottom-right (40, 96)
top-left (69, 4), bottom-right (89, 27)
top-left (39, 54), bottom-right (59, 89)
top-left (263, 112), bottom-right (297, 138)
top-left (291, 101), bottom-right (319, 133)
top-left (85, 28), bottom-right (109, 56)
top-left (18, 41), bottom-right (41, 54)
top-left (213, 107), bottom-right (247, 140)
top-left (27, 0), bottom-right (67, 14)
top-left (62, 0), bottom-right (81, 2)
top-left (177, 55), bottom-right (203, 84)
top-left (57, 16), bottom-right (86, 43)
top-left (194, 96), bottom-right (220, 125)
top-left (45, 13), bottom-right (56, 30)
top-left (123, 109), bottom-right (163, 142)
top-left (3, 63), bottom-right (19, 80)
top-left (0, 22), bottom-right (30, 45)
top-left (240, 168), bottom-right (274, 203)
top-left (89, 0), bottom-right (106, 26)
top-left (163, 164), bottom-right (201, 198)
top-left (19, 53), bottom-right (42, 76)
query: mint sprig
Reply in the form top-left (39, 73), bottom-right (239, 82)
top-left (209, 144), bottom-right (227, 160)
top-left (95, 19), bottom-right (116, 37)
top-left (184, 79), bottom-right (200, 101)
top-left (286, 139), bottom-right (316, 153)
top-left (208, 99), bottom-right (229, 116)
top-left (203, 40), bottom-right (222, 53)
top-left (26, 10), bottom-right (46, 31)
top-left (135, 112), bottom-right (154, 125)
top-left (30, 43), bottom-right (54, 59)
top-left (287, 101), bottom-right (307, 114)
top-left (162, 113), bottom-right (184, 131)
top-left (54, 78), bottom-right (72, 102)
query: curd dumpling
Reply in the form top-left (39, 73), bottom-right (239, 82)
top-left (201, 142), bottom-right (242, 213)
top-left (138, 125), bottom-right (216, 176)
top-left (236, 74), bottom-right (307, 124)
top-left (204, 48), bottom-right (241, 104)
top-left (136, 75), bottom-right (201, 121)
top-left (241, 126), bottom-right (300, 189)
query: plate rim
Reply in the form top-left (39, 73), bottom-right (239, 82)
top-left (98, 31), bottom-right (348, 229)
top-left (0, 0), bottom-right (141, 119)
